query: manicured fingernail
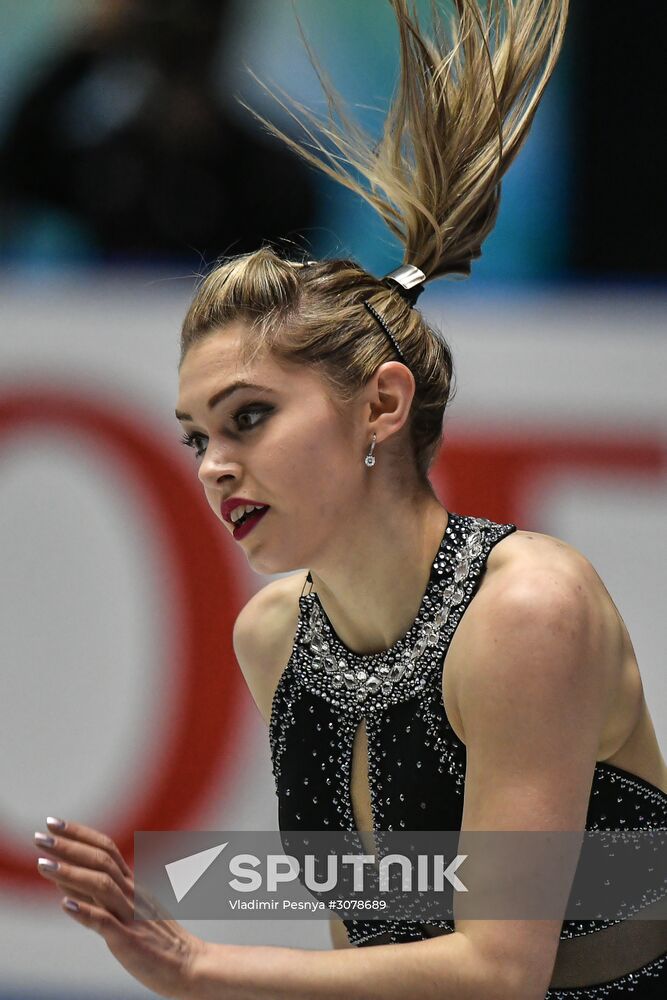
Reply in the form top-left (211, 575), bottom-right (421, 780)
top-left (34, 832), bottom-right (55, 846)
top-left (46, 816), bottom-right (65, 830)
top-left (37, 857), bottom-right (59, 871)
top-left (64, 899), bottom-right (80, 912)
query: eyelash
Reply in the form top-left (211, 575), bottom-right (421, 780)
top-left (180, 404), bottom-right (271, 458)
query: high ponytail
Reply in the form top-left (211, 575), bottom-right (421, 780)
top-left (181, 1), bottom-right (569, 483)
top-left (239, 0), bottom-right (569, 280)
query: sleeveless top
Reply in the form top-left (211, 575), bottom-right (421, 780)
top-left (269, 512), bottom-right (667, 995)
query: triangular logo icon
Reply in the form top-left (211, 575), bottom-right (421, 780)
top-left (165, 842), bottom-right (228, 902)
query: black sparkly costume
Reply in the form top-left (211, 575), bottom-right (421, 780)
top-left (269, 512), bottom-right (667, 996)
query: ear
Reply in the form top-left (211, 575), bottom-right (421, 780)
top-left (367, 361), bottom-right (416, 443)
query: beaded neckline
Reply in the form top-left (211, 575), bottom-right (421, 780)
top-left (292, 512), bottom-right (499, 711)
top-left (299, 513), bottom-right (451, 663)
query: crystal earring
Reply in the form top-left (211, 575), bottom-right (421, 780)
top-left (364, 433), bottom-right (377, 467)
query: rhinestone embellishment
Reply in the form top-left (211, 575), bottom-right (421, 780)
top-left (269, 510), bottom-right (667, 982)
top-left (298, 519), bottom-right (487, 704)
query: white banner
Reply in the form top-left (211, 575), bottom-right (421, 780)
top-left (1, 276), bottom-right (665, 994)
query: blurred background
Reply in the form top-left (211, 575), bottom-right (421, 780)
top-left (1, 0), bottom-right (665, 280)
top-left (1, 1), bottom-right (665, 996)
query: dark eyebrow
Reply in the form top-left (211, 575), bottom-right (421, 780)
top-left (175, 381), bottom-right (275, 421)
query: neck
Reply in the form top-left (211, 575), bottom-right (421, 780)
top-left (308, 494), bottom-right (448, 655)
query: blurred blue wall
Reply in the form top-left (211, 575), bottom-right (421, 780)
top-left (0, 0), bottom-right (571, 282)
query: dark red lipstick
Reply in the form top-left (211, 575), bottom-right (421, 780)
top-left (232, 506), bottom-right (269, 540)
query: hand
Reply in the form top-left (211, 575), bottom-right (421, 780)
top-left (34, 817), bottom-right (205, 999)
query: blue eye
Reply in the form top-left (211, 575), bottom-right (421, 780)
top-left (180, 431), bottom-right (207, 458)
top-left (234, 404), bottom-right (272, 431)
top-left (179, 404), bottom-right (271, 458)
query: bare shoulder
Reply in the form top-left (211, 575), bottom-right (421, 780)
top-left (467, 526), bottom-right (624, 654)
top-left (485, 527), bottom-right (600, 591)
top-left (444, 527), bottom-right (628, 744)
top-left (233, 570), bottom-right (308, 727)
top-left (478, 527), bottom-right (635, 637)
top-left (457, 527), bottom-right (614, 661)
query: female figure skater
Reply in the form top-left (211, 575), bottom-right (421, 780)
top-left (34, 1), bottom-right (667, 996)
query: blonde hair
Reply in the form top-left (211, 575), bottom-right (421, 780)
top-left (181, 0), bottom-right (569, 481)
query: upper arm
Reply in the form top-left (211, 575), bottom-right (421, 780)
top-left (450, 553), bottom-right (610, 998)
top-left (232, 577), bottom-right (300, 727)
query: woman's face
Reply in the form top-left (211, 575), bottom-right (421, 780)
top-left (175, 323), bottom-right (367, 575)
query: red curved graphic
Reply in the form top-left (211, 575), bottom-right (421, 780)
top-left (0, 382), bottom-right (247, 891)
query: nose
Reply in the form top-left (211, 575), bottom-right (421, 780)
top-left (197, 443), bottom-right (241, 490)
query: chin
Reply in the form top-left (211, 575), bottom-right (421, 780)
top-left (246, 544), bottom-right (303, 578)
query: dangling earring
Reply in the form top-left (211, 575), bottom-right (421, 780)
top-left (364, 433), bottom-right (377, 467)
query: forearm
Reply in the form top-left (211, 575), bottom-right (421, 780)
top-left (182, 930), bottom-right (519, 1000)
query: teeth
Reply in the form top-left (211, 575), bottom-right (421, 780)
top-left (231, 503), bottom-right (266, 524)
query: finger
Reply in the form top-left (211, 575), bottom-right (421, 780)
top-left (35, 854), bottom-right (97, 905)
top-left (53, 882), bottom-right (95, 905)
top-left (60, 895), bottom-right (127, 946)
top-left (34, 831), bottom-right (132, 896)
top-left (45, 818), bottom-right (133, 879)
top-left (37, 858), bottom-right (133, 924)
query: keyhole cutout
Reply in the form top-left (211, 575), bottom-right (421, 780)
top-left (349, 718), bottom-right (378, 856)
